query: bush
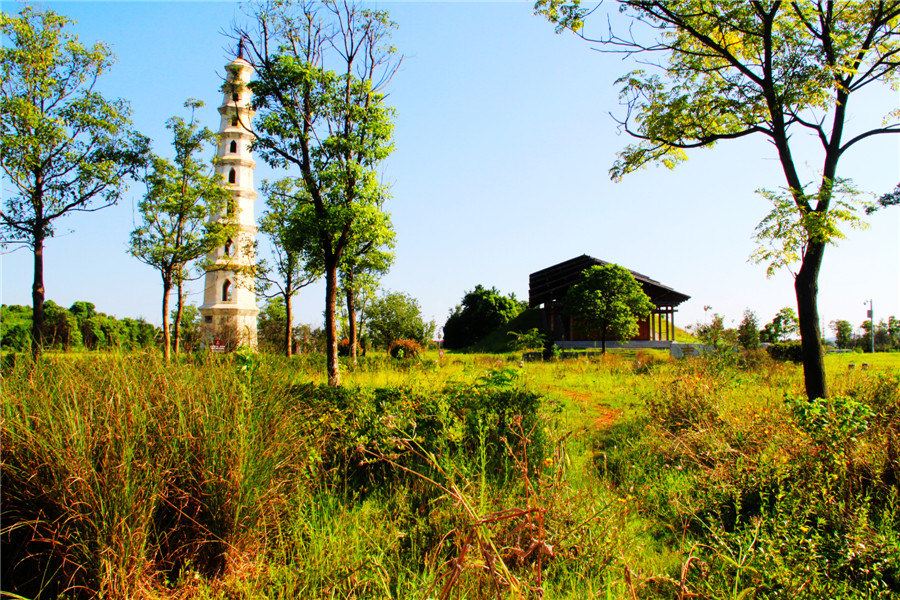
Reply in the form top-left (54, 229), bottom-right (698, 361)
top-left (443, 285), bottom-right (525, 349)
top-left (388, 338), bottom-right (422, 359)
top-left (647, 374), bottom-right (720, 432)
top-left (767, 340), bottom-right (804, 362)
top-left (337, 338), bottom-right (361, 357)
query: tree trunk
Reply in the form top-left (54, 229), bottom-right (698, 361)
top-left (346, 273), bottom-right (357, 367)
top-left (284, 291), bottom-right (293, 357)
top-left (31, 232), bottom-right (45, 360)
top-left (795, 241), bottom-right (827, 400)
top-left (324, 263), bottom-right (341, 386)
top-left (161, 274), bottom-right (172, 362)
top-left (173, 278), bottom-right (184, 355)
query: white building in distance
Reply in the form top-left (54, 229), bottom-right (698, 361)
top-left (200, 50), bottom-right (259, 349)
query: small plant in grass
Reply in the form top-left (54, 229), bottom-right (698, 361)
top-left (647, 374), bottom-right (721, 433)
top-left (508, 327), bottom-right (546, 352)
top-left (389, 338), bottom-right (422, 359)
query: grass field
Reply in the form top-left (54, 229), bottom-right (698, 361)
top-left (2, 348), bottom-right (898, 598)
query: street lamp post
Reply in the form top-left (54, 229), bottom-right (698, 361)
top-left (866, 299), bottom-right (875, 354)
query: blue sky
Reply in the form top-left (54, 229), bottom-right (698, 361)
top-left (2, 1), bottom-right (898, 335)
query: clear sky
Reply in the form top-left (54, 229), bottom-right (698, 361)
top-left (2, 1), bottom-right (898, 336)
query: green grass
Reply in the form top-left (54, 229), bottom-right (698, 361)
top-left (2, 349), bottom-right (899, 598)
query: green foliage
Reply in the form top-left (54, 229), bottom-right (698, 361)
top-left (0, 7), bottom-right (148, 357)
top-left (761, 307), bottom-right (799, 343)
top-left (387, 338), bottom-right (422, 360)
top-left (443, 285), bottom-right (526, 349)
top-left (1, 302), bottom-right (158, 353)
top-left (692, 312), bottom-right (738, 352)
top-left (867, 182), bottom-right (900, 214)
top-left (785, 394), bottom-right (875, 451)
top-left (564, 264), bottom-right (654, 351)
top-left (752, 181), bottom-right (870, 276)
top-left (508, 327), bottom-right (547, 352)
top-left (831, 319), bottom-right (855, 349)
top-left (258, 296), bottom-right (288, 354)
top-left (257, 180), bottom-right (321, 354)
top-left (130, 100), bottom-right (233, 359)
top-left (172, 304), bottom-right (202, 352)
top-left (594, 359), bottom-right (900, 598)
top-left (737, 310), bottom-right (761, 350)
top-left (3, 348), bottom-right (900, 596)
top-left (767, 340), bottom-right (804, 362)
top-left (0, 7), bottom-right (149, 242)
top-left (861, 317), bottom-right (900, 352)
top-left (0, 304), bottom-right (32, 351)
top-left (466, 307), bottom-right (544, 354)
top-left (366, 292), bottom-right (435, 348)
top-left (40, 301), bottom-right (81, 351)
top-left (130, 100), bottom-right (233, 281)
top-left (242, 1), bottom-right (400, 385)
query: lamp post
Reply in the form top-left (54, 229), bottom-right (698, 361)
top-left (865, 299), bottom-right (875, 353)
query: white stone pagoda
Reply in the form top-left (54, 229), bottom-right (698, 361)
top-left (200, 49), bottom-right (259, 349)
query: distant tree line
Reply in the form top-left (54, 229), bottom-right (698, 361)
top-left (692, 308), bottom-right (900, 354)
top-left (1, 302), bottom-right (157, 352)
top-left (256, 291), bottom-right (435, 356)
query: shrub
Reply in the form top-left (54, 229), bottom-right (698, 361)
top-left (443, 285), bottom-right (524, 349)
top-left (633, 349), bottom-right (669, 374)
top-left (337, 338), bottom-right (361, 357)
top-left (766, 340), bottom-right (804, 362)
top-left (388, 338), bottom-right (422, 359)
top-left (647, 374), bottom-right (720, 432)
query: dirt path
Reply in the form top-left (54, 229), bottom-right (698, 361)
top-left (543, 385), bottom-right (623, 431)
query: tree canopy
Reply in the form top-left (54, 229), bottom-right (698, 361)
top-left (443, 286), bottom-right (525, 350)
top-left (366, 292), bottom-right (435, 348)
top-left (564, 264), bottom-right (654, 352)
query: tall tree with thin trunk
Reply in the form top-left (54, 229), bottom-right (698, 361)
top-left (258, 179), bottom-right (320, 356)
top-left (0, 7), bottom-right (148, 359)
top-left (539, 0), bottom-right (900, 399)
top-left (340, 206), bottom-right (395, 365)
top-left (130, 100), bottom-right (232, 361)
top-left (236, 0), bottom-right (400, 385)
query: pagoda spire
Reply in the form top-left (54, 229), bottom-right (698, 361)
top-left (199, 54), bottom-right (259, 350)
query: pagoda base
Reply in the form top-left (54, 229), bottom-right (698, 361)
top-left (199, 304), bottom-right (259, 351)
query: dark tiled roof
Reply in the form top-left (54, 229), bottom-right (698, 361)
top-left (529, 254), bottom-right (690, 307)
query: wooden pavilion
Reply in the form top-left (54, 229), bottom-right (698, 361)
top-left (528, 255), bottom-right (690, 344)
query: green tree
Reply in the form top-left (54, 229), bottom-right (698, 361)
top-left (130, 100), bottom-right (232, 361)
top-left (0, 7), bottom-right (148, 360)
top-left (366, 291), bottom-right (435, 348)
top-left (170, 303), bottom-right (202, 353)
top-left (41, 300), bottom-right (81, 351)
top-left (830, 319), bottom-right (855, 350)
top-left (69, 301), bottom-right (101, 349)
top-left (761, 307), bottom-right (799, 343)
top-left (737, 310), bottom-right (761, 350)
top-left (0, 305), bottom-right (33, 351)
top-left (340, 208), bottom-right (395, 364)
top-left (693, 313), bottom-right (739, 351)
top-left (443, 285), bottom-right (525, 350)
top-left (539, 1), bottom-right (900, 400)
top-left (565, 264), bottom-right (654, 353)
top-left (258, 180), bottom-right (320, 356)
top-left (237, 0), bottom-right (399, 386)
top-left (257, 296), bottom-right (288, 354)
